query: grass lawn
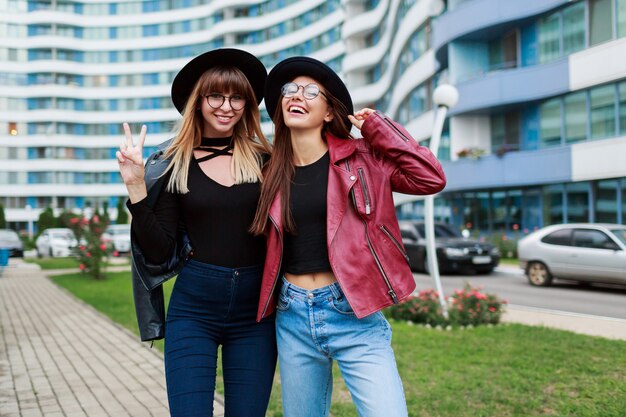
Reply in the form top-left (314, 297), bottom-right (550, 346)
top-left (499, 257), bottom-right (519, 266)
top-left (25, 256), bottom-right (130, 270)
top-left (51, 271), bottom-right (626, 417)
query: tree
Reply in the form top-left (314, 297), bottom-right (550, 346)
top-left (101, 201), bottom-right (110, 225)
top-left (116, 198), bottom-right (128, 224)
top-left (37, 207), bottom-right (56, 235)
top-left (0, 204), bottom-right (6, 229)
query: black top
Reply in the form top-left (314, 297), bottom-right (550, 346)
top-left (128, 156), bottom-right (265, 268)
top-left (283, 151), bottom-right (332, 274)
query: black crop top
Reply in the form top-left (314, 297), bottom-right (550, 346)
top-left (283, 151), bottom-right (332, 274)
top-left (128, 156), bottom-right (265, 268)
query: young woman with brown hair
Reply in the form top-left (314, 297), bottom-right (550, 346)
top-left (251, 56), bottom-right (446, 417)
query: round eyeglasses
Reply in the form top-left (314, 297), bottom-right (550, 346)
top-left (281, 82), bottom-right (328, 100)
top-left (205, 93), bottom-right (246, 111)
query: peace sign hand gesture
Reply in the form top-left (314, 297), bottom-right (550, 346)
top-left (117, 123), bottom-right (148, 203)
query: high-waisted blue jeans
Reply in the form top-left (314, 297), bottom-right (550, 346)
top-left (276, 277), bottom-right (408, 417)
top-left (164, 260), bottom-right (277, 417)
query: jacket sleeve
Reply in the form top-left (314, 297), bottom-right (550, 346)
top-left (360, 111), bottom-right (446, 195)
top-left (132, 262), bottom-right (165, 341)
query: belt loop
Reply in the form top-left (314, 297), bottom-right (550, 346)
top-left (329, 283), bottom-right (342, 300)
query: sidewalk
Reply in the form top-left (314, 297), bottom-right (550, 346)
top-left (0, 259), bottom-right (225, 417)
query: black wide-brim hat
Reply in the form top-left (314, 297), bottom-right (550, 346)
top-left (264, 56), bottom-right (353, 131)
top-left (171, 48), bottom-right (267, 114)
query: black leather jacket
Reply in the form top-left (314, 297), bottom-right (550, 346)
top-left (130, 139), bottom-right (192, 341)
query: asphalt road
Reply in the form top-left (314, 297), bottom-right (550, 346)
top-left (412, 266), bottom-right (626, 320)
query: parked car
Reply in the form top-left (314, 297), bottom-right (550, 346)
top-left (0, 229), bottom-right (24, 258)
top-left (35, 228), bottom-right (78, 258)
top-left (102, 224), bottom-right (131, 255)
top-left (518, 223), bottom-right (626, 287)
top-left (398, 221), bottom-right (500, 274)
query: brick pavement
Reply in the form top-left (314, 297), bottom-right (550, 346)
top-left (0, 260), bottom-right (225, 417)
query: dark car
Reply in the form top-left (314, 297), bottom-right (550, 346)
top-left (398, 221), bottom-right (500, 274)
top-left (0, 229), bottom-right (24, 258)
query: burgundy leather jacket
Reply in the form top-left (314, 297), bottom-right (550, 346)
top-left (256, 112), bottom-right (446, 321)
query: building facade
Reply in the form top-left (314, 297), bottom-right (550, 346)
top-left (1, 0), bottom-right (625, 235)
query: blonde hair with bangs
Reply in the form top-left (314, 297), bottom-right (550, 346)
top-left (162, 66), bottom-right (271, 194)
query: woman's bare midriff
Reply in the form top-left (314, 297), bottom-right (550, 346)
top-left (284, 271), bottom-right (337, 290)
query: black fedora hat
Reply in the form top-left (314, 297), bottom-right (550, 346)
top-left (264, 56), bottom-right (353, 130)
top-left (170, 48), bottom-right (267, 114)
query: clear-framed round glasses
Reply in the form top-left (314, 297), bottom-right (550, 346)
top-left (205, 93), bottom-right (246, 111)
top-left (281, 82), bottom-right (328, 100)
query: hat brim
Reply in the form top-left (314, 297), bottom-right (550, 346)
top-left (264, 57), bottom-right (353, 131)
top-left (171, 48), bottom-right (267, 114)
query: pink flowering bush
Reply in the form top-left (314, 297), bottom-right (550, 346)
top-left (386, 284), bottom-right (507, 328)
top-left (448, 283), bottom-right (507, 326)
top-left (386, 289), bottom-right (448, 327)
top-left (66, 213), bottom-right (110, 280)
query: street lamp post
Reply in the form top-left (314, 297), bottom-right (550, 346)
top-left (424, 84), bottom-right (459, 318)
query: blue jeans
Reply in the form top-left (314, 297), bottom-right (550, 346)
top-left (276, 277), bottom-right (408, 417)
top-left (164, 260), bottom-right (277, 417)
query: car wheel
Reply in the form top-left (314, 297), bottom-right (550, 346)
top-left (476, 267), bottom-right (494, 275)
top-left (526, 261), bottom-right (552, 286)
top-left (49, 247), bottom-right (54, 258)
top-left (36, 248), bottom-right (42, 258)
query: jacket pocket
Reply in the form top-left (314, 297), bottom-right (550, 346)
top-left (379, 224), bottom-right (410, 265)
top-left (352, 167), bottom-right (375, 216)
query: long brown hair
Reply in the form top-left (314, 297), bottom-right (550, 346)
top-left (250, 83), bottom-right (352, 235)
top-left (163, 66), bottom-right (272, 193)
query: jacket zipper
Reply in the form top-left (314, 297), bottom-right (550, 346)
top-left (382, 116), bottom-right (410, 142)
top-left (379, 224), bottom-right (410, 264)
top-left (345, 161), bottom-right (399, 304)
top-left (357, 168), bottom-right (371, 215)
top-left (261, 215), bottom-right (283, 318)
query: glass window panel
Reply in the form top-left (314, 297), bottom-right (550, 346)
top-left (562, 2), bottom-right (585, 54)
top-left (540, 98), bottom-right (562, 147)
top-left (595, 180), bottom-right (618, 223)
top-left (572, 229), bottom-right (612, 249)
top-left (566, 182), bottom-right (590, 223)
top-left (538, 12), bottom-right (561, 63)
top-left (543, 185), bottom-right (564, 225)
top-left (590, 84), bottom-right (616, 139)
top-left (564, 91), bottom-right (587, 143)
top-left (492, 191), bottom-right (507, 230)
top-left (619, 0), bottom-right (626, 38)
top-left (541, 229), bottom-right (573, 245)
top-left (590, 0), bottom-right (613, 45)
top-left (622, 178), bottom-right (626, 223)
top-left (619, 81), bottom-right (626, 135)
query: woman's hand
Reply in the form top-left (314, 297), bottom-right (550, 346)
top-left (117, 123), bottom-right (147, 186)
top-left (348, 108), bottom-right (376, 131)
top-left (117, 123), bottom-right (148, 203)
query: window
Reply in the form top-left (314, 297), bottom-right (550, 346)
top-left (595, 180), bottom-right (619, 223)
top-left (572, 229), bottom-right (614, 249)
top-left (538, 12), bottom-right (561, 63)
top-left (541, 229), bottom-right (572, 246)
top-left (543, 185), bottom-right (564, 224)
top-left (562, 2), bottom-right (585, 54)
top-left (619, 81), bottom-right (626, 135)
top-left (618, 0), bottom-right (626, 38)
top-left (590, 0), bottom-right (613, 45)
top-left (491, 111), bottom-right (520, 153)
top-left (566, 182), bottom-right (589, 223)
top-left (564, 91), bottom-right (587, 143)
top-left (540, 98), bottom-right (561, 147)
top-left (590, 84), bottom-right (616, 139)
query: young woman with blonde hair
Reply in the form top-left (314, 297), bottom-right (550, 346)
top-left (118, 49), bottom-right (275, 417)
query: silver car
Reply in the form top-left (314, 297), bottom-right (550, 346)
top-left (518, 223), bottom-right (626, 287)
top-left (35, 228), bottom-right (78, 258)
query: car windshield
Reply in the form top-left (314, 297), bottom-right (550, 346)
top-left (415, 224), bottom-right (462, 238)
top-left (107, 227), bottom-right (130, 235)
top-left (610, 229), bottom-right (626, 245)
top-left (51, 230), bottom-right (74, 240)
top-left (0, 230), bottom-right (19, 241)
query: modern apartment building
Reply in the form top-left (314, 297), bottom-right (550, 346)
top-left (1, 0), bottom-right (625, 235)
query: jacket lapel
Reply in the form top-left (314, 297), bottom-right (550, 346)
top-left (326, 134), bottom-right (358, 246)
